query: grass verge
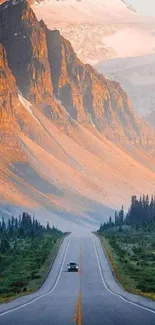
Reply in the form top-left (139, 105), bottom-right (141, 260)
top-left (98, 233), bottom-right (155, 301)
top-left (0, 233), bottom-right (68, 304)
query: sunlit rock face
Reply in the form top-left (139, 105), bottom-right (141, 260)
top-left (0, 0), bottom-right (67, 122)
top-left (46, 28), bottom-right (142, 142)
top-left (30, 0), bottom-right (155, 120)
top-left (0, 0), bottom-right (143, 142)
top-left (0, 43), bottom-right (22, 152)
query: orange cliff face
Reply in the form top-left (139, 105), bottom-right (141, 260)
top-left (0, 0), bottom-right (151, 145)
top-left (1, 0), bottom-right (155, 229)
top-left (0, 44), bottom-right (23, 158)
top-left (46, 28), bottom-right (149, 144)
top-left (0, 43), bottom-right (38, 209)
top-left (0, 0), bottom-right (67, 122)
top-left (0, 42), bottom-right (51, 161)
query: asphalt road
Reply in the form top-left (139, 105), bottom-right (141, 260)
top-left (0, 232), bottom-right (155, 325)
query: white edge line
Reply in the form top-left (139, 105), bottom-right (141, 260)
top-left (92, 236), bottom-right (155, 315)
top-left (0, 237), bottom-right (71, 317)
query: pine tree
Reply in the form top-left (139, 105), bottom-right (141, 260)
top-left (115, 211), bottom-right (119, 226)
top-left (118, 206), bottom-right (124, 226)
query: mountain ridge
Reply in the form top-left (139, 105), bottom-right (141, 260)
top-left (32, 0), bottom-right (155, 65)
top-left (96, 54), bottom-right (155, 117)
top-left (1, 0), bottom-right (155, 230)
top-left (30, 0), bottom-right (155, 119)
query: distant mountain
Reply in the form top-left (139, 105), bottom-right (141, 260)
top-left (1, 0), bottom-right (155, 230)
top-left (146, 110), bottom-right (155, 130)
top-left (96, 54), bottom-right (155, 117)
top-left (31, 0), bottom-right (155, 120)
top-left (46, 28), bottom-right (144, 142)
top-left (32, 0), bottom-right (155, 65)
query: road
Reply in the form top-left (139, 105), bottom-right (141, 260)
top-left (0, 232), bottom-right (155, 325)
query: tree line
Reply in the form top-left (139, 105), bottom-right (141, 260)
top-left (99, 194), bottom-right (155, 232)
top-left (0, 212), bottom-right (62, 253)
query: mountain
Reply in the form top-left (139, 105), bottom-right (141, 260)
top-left (1, 0), bottom-right (155, 230)
top-left (0, 43), bottom-right (22, 151)
top-left (96, 54), bottom-right (155, 117)
top-left (32, 0), bottom-right (155, 65)
top-left (0, 0), bottom-right (67, 122)
top-left (31, 0), bottom-right (155, 117)
top-left (0, 0), bottom-right (144, 142)
top-left (46, 28), bottom-right (144, 142)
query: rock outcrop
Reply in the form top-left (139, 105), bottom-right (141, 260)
top-left (0, 43), bottom-right (42, 160)
top-left (46, 28), bottom-right (141, 141)
top-left (0, 0), bottom-right (67, 121)
top-left (0, 43), bottom-right (21, 150)
top-left (0, 0), bottom-right (144, 143)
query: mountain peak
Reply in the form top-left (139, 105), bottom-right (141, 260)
top-left (0, 0), bottom-right (37, 42)
top-left (1, 0), bottom-right (30, 11)
top-left (0, 0), bottom-right (52, 103)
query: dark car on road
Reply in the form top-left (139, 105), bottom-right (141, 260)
top-left (67, 262), bottom-right (79, 272)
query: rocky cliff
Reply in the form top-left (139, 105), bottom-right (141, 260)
top-left (0, 43), bottom-right (22, 155)
top-left (0, 0), bottom-right (67, 121)
top-left (0, 42), bottom-right (48, 160)
top-left (0, 0), bottom-right (150, 144)
top-left (46, 28), bottom-right (142, 142)
top-left (0, 0), bottom-right (144, 143)
top-left (0, 44), bottom-right (18, 122)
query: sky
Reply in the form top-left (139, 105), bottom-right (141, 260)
top-left (125, 0), bottom-right (155, 17)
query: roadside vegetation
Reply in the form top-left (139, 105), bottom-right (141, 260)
top-left (0, 213), bottom-right (65, 303)
top-left (98, 194), bottom-right (155, 300)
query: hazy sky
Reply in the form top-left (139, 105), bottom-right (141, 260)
top-left (126, 0), bottom-right (155, 17)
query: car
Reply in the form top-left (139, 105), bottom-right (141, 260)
top-left (67, 262), bottom-right (79, 272)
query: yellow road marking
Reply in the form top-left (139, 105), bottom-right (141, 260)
top-left (77, 291), bottom-right (82, 325)
top-left (72, 246), bottom-right (83, 324)
top-left (73, 291), bottom-right (82, 325)
top-left (72, 296), bottom-right (79, 322)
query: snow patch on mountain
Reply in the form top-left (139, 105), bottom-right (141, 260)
top-left (33, 0), bottom-right (155, 64)
top-left (18, 93), bottom-right (42, 126)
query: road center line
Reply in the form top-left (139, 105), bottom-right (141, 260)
top-left (77, 292), bottom-right (82, 325)
top-left (78, 246), bottom-right (82, 325)
top-left (73, 245), bottom-right (83, 325)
